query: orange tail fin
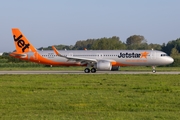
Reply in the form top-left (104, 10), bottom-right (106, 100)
top-left (12, 28), bottom-right (37, 53)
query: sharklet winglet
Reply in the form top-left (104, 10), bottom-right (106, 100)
top-left (52, 46), bottom-right (65, 57)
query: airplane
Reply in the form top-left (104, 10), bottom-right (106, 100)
top-left (10, 28), bottom-right (174, 73)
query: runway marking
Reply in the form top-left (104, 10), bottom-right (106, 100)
top-left (0, 71), bottom-right (179, 74)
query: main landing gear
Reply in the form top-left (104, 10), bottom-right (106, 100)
top-left (152, 66), bottom-right (156, 73)
top-left (84, 68), bottom-right (96, 73)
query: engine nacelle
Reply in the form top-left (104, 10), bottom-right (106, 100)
top-left (95, 61), bottom-right (112, 71)
top-left (111, 66), bottom-right (120, 71)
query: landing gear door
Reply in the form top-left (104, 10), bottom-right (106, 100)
top-left (151, 51), bottom-right (156, 59)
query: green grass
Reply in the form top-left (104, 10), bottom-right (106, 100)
top-left (0, 66), bottom-right (180, 71)
top-left (1, 74), bottom-right (180, 120)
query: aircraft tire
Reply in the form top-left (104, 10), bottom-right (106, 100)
top-left (152, 69), bottom-right (156, 73)
top-left (84, 68), bottom-right (90, 73)
top-left (91, 68), bottom-right (96, 73)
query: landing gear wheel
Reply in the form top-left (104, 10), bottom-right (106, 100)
top-left (152, 66), bottom-right (156, 73)
top-left (91, 68), bottom-right (96, 73)
top-left (152, 69), bottom-right (156, 73)
top-left (84, 68), bottom-right (90, 73)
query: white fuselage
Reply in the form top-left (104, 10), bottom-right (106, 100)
top-left (38, 50), bottom-right (174, 66)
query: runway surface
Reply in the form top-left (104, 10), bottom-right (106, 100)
top-left (0, 71), bottom-right (179, 74)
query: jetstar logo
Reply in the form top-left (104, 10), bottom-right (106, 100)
top-left (13, 34), bottom-right (30, 52)
top-left (140, 51), bottom-right (149, 58)
top-left (118, 52), bottom-right (149, 59)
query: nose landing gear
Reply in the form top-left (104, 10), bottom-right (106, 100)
top-left (152, 66), bottom-right (156, 73)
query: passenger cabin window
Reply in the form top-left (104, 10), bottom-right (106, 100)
top-left (161, 54), bottom-right (168, 57)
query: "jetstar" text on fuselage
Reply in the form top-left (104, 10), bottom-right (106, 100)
top-left (118, 52), bottom-right (141, 58)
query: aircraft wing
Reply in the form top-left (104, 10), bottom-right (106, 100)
top-left (52, 46), bottom-right (97, 64)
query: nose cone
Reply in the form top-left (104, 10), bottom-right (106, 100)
top-left (166, 57), bottom-right (174, 64)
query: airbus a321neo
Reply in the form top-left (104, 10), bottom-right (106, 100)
top-left (10, 28), bottom-right (174, 73)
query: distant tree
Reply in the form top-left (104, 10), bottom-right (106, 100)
top-left (170, 46), bottom-right (179, 57)
top-left (2, 52), bottom-right (9, 56)
top-left (126, 35), bottom-right (147, 49)
top-left (162, 38), bottom-right (180, 55)
top-left (38, 44), bottom-right (73, 50)
top-left (73, 36), bottom-right (126, 50)
top-left (147, 43), bottom-right (162, 50)
top-left (37, 47), bottom-right (44, 51)
top-left (73, 39), bottom-right (95, 50)
top-left (175, 38), bottom-right (180, 52)
top-left (91, 36), bottom-right (126, 50)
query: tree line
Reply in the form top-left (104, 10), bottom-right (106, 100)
top-left (39, 35), bottom-right (180, 55)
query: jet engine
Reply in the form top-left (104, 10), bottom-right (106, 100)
top-left (95, 61), bottom-right (112, 71)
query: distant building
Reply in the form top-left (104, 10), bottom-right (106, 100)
top-left (0, 53), bottom-right (3, 56)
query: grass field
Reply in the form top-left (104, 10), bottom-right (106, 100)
top-left (1, 74), bottom-right (180, 120)
top-left (0, 66), bottom-right (180, 72)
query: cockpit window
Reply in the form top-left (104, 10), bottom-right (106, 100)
top-left (161, 54), bottom-right (168, 56)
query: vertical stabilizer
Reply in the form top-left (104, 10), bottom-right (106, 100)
top-left (12, 28), bottom-right (37, 53)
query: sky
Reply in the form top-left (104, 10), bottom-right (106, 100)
top-left (1, 0), bottom-right (180, 52)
